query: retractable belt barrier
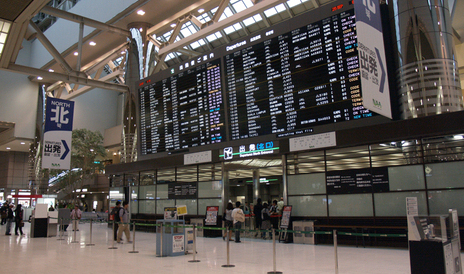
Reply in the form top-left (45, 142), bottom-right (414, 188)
top-left (48, 217), bottom-right (407, 274)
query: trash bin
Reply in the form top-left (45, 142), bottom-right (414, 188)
top-left (303, 220), bottom-right (315, 245)
top-left (293, 221), bottom-right (304, 244)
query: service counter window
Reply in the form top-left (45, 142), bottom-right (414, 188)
top-left (198, 199), bottom-right (222, 216)
top-left (288, 195), bottom-right (327, 217)
top-left (428, 189), bottom-right (464, 215)
top-left (374, 191), bottom-right (427, 216)
top-left (328, 193), bottom-right (373, 217)
top-left (425, 162), bottom-right (464, 189)
top-left (288, 173), bottom-right (326, 195)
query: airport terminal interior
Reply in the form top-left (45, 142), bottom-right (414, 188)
top-left (1, 0), bottom-right (464, 273)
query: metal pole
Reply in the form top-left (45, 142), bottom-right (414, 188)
top-left (57, 217), bottom-right (64, 241)
top-left (267, 228), bottom-right (283, 274)
top-left (86, 219), bottom-right (95, 246)
top-left (189, 224), bottom-right (200, 262)
top-left (108, 221), bottom-right (117, 249)
top-left (334, 230), bottom-right (339, 274)
top-left (129, 222), bottom-right (138, 253)
top-left (222, 227), bottom-right (235, 267)
top-left (71, 218), bottom-right (78, 243)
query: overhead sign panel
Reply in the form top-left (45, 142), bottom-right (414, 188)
top-left (355, 0), bottom-right (392, 119)
top-left (42, 97), bottom-right (74, 170)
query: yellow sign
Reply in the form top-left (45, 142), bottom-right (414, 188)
top-left (177, 205), bottom-right (188, 216)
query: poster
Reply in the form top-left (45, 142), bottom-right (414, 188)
top-left (205, 206), bottom-right (219, 225)
top-left (280, 206), bottom-right (292, 229)
top-left (164, 207), bottom-right (178, 220)
top-left (177, 205), bottom-right (188, 216)
top-left (172, 235), bottom-right (185, 253)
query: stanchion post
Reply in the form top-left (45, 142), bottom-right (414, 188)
top-left (334, 230), bottom-right (339, 274)
top-left (57, 217), bottom-right (64, 241)
top-left (267, 228), bottom-right (283, 274)
top-left (86, 219), bottom-right (95, 246)
top-left (159, 222), bottom-right (164, 257)
top-left (222, 227), bottom-right (235, 268)
top-left (71, 218), bottom-right (78, 243)
top-left (108, 221), bottom-right (118, 249)
top-left (188, 224), bottom-right (200, 263)
top-left (129, 222), bottom-right (138, 253)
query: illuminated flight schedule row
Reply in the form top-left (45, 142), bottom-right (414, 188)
top-left (139, 59), bottom-right (225, 155)
top-left (224, 9), bottom-right (372, 140)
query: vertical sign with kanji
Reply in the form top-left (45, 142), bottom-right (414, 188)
top-left (42, 97), bottom-right (74, 170)
top-left (355, 0), bottom-right (392, 119)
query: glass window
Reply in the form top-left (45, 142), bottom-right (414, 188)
top-left (374, 191), bottom-right (427, 216)
top-left (109, 187), bottom-right (124, 202)
top-left (156, 200), bottom-right (175, 215)
top-left (326, 146), bottom-right (370, 171)
top-left (328, 194), bottom-right (373, 217)
top-left (110, 174), bottom-right (123, 187)
top-left (388, 165), bottom-right (425, 191)
top-left (139, 185), bottom-right (156, 199)
top-left (243, 14), bottom-right (262, 26)
top-left (157, 184), bottom-right (169, 199)
top-left (198, 163), bottom-right (222, 181)
top-left (190, 39), bottom-right (206, 49)
top-left (224, 23), bottom-right (242, 34)
top-left (177, 166), bottom-right (197, 182)
top-left (125, 173), bottom-right (139, 186)
top-left (425, 162), bottom-right (464, 189)
top-left (180, 21), bottom-right (198, 38)
top-left (288, 173), bottom-right (326, 195)
top-left (423, 135), bottom-right (464, 163)
top-left (287, 0), bottom-right (307, 8)
top-left (206, 31), bottom-right (222, 42)
top-left (158, 168), bottom-right (175, 183)
top-left (197, 13), bottom-right (211, 24)
top-left (287, 151), bottom-right (325, 175)
top-left (288, 195), bottom-right (327, 216)
top-left (130, 186), bottom-right (138, 214)
top-left (198, 181), bottom-right (223, 198)
top-left (198, 199), bottom-right (223, 216)
top-left (176, 199), bottom-right (198, 215)
top-left (428, 189), bottom-right (464, 215)
top-left (140, 171), bottom-right (155, 185)
top-left (139, 200), bottom-right (156, 214)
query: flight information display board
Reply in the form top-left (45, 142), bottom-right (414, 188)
top-left (139, 59), bottom-right (225, 154)
top-left (224, 8), bottom-right (372, 140)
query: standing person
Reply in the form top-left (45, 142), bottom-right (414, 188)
top-left (14, 204), bottom-right (23, 235)
top-left (117, 201), bottom-right (131, 244)
top-left (223, 202), bottom-right (234, 241)
top-left (261, 203), bottom-right (271, 239)
top-left (5, 204), bottom-right (14, 235)
top-left (277, 197), bottom-right (284, 214)
top-left (110, 201), bottom-right (122, 241)
top-left (0, 203), bottom-right (7, 225)
top-left (253, 198), bottom-right (263, 237)
top-left (270, 200), bottom-right (279, 235)
top-left (231, 201), bottom-right (244, 243)
top-left (70, 205), bottom-right (82, 231)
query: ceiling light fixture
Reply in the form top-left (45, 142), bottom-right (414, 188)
top-left (20, 142), bottom-right (25, 145)
top-left (48, 69), bottom-right (54, 72)
top-left (6, 147), bottom-right (11, 150)
top-left (37, 76), bottom-right (43, 80)
top-left (137, 10), bottom-right (145, 15)
top-left (198, 8), bottom-right (205, 13)
top-left (73, 52), bottom-right (78, 56)
top-left (89, 41), bottom-right (96, 46)
top-left (170, 23), bottom-right (176, 28)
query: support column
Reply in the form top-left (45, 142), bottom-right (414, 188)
top-left (252, 169), bottom-right (260, 204)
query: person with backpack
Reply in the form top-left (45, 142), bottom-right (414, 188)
top-left (261, 203), bottom-right (271, 239)
top-left (110, 201), bottom-right (122, 241)
top-left (231, 201), bottom-right (245, 243)
top-left (117, 201), bottom-right (132, 244)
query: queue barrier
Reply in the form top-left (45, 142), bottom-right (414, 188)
top-left (49, 217), bottom-right (407, 274)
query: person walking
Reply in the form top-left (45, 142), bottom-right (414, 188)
top-left (14, 204), bottom-right (23, 235)
top-left (70, 205), bottom-right (82, 231)
top-left (5, 204), bottom-right (14, 235)
top-left (117, 201), bottom-right (131, 244)
top-left (223, 202), bottom-right (234, 241)
top-left (231, 201), bottom-right (244, 243)
top-left (110, 201), bottom-right (122, 241)
top-left (0, 203), bottom-right (8, 225)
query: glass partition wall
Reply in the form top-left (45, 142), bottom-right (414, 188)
top-left (109, 134), bottom-right (464, 217)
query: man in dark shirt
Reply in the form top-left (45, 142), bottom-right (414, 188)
top-left (110, 201), bottom-right (122, 241)
top-left (5, 204), bottom-right (14, 235)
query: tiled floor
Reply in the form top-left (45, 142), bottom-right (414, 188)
top-left (0, 221), bottom-right (426, 273)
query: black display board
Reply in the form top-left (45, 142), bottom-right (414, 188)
top-left (168, 182), bottom-right (198, 199)
top-left (139, 59), bottom-right (226, 155)
top-left (224, 8), bottom-right (372, 140)
top-left (326, 167), bottom-right (389, 194)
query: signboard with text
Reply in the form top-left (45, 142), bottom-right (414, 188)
top-left (42, 97), bottom-right (74, 170)
top-left (326, 167), bottom-right (389, 194)
top-left (220, 141), bottom-right (279, 161)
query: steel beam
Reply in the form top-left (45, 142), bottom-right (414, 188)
top-left (41, 6), bottom-right (131, 37)
top-left (6, 64), bottom-right (129, 93)
top-left (176, 48), bottom-right (200, 57)
top-left (211, 0), bottom-right (231, 23)
top-left (159, 0), bottom-right (286, 55)
top-left (61, 70), bottom-right (126, 100)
